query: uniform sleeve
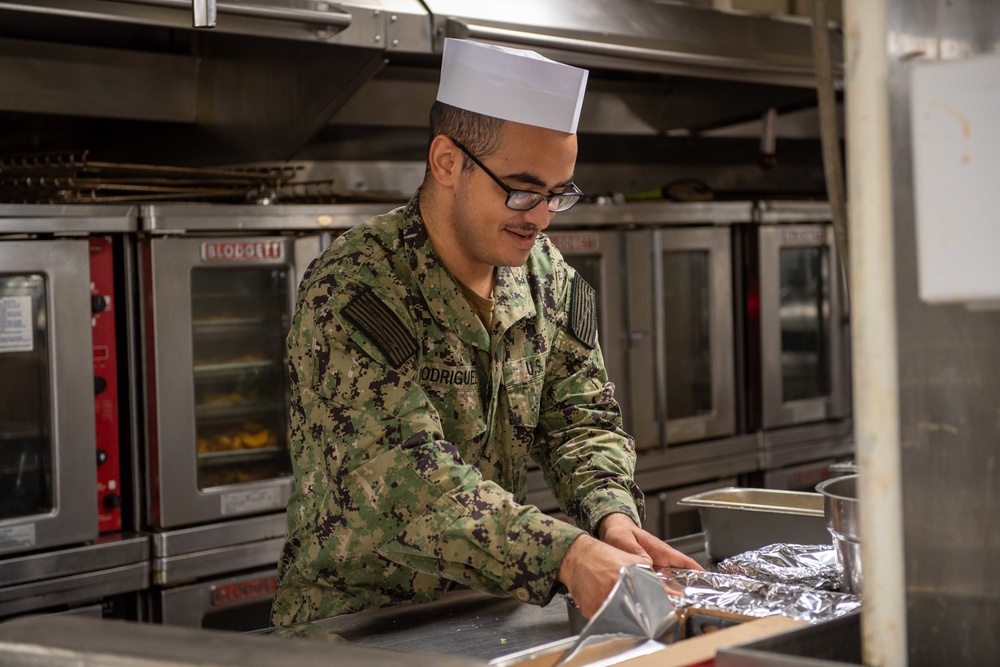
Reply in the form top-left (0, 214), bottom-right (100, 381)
top-left (292, 276), bottom-right (584, 606)
top-left (530, 273), bottom-right (644, 535)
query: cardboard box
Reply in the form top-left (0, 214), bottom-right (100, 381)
top-left (508, 615), bottom-right (807, 667)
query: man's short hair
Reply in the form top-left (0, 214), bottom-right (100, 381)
top-left (428, 101), bottom-right (505, 174)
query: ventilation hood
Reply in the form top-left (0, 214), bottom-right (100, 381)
top-left (0, 0), bottom-right (841, 167)
top-left (0, 0), bottom-right (431, 165)
top-left (424, 0), bottom-right (842, 89)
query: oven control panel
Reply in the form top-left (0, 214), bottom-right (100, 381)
top-left (90, 236), bottom-right (122, 533)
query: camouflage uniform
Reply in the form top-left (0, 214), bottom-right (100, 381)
top-left (271, 194), bottom-right (642, 626)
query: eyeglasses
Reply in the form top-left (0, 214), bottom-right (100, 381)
top-left (450, 139), bottom-right (584, 213)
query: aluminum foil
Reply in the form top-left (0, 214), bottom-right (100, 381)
top-left (716, 543), bottom-right (843, 590)
top-left (660, 568), bottom-right (862, 624)
top-left (556, 565), bottom-right (678, 667)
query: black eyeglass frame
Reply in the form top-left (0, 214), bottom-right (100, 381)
top-left (450, 138), bottom-right (584, 213)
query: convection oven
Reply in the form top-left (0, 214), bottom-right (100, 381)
top-left (138, 204), bottom-right (382, 531)
top-left (138, 204), bottom-right (384, 631)
top-left (741, 201), bottom-right (854, 485)
top-left (747, 201), bottom-right (851, 431)
top-left (551, 202), bottom-right (747, 453)
top-left (0, 205), bottom-right (135, 556)
top-left (0, 205), bottom-right (147, 622)
top-left (629, 223), bottom-right (739, 449)
top-left (537, 203), bottom-right (759, 534)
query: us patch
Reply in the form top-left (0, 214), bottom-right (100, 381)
top-left (341, 288), bottom-right (417, 368)
top-left (570, 273), bottom-right (597, 349)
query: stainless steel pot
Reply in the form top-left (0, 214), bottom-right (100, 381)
top-left (816, 474), bottom-right (862, 594)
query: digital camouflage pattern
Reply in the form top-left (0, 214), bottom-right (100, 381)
top-left (270, 193), bottom-right (643, 626)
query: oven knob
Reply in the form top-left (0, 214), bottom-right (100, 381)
top-left (91, 295), bottom-right (108, 314)
top-left (94, 376), bottom-right (108, 395)
top-left (103, 493), bottom-right (123, 510)
top-left (97, 449), bottom-right (108, 466)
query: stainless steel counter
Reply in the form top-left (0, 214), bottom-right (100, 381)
top-left (262, 589), bottom-right (574, 662)
top-left (258, 534), bottom-right (710, 663)
top-left (0, 533), bottom-right (864, 667)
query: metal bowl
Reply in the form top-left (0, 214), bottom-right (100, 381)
top-left (816, 474), bottom-right (862, 594)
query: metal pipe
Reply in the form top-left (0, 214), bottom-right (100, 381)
top-left (811, 0), bottom-right (849, 286)
top-left (842, 0), bottom-right (908, 665)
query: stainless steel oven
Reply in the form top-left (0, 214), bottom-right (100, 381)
top-left (552, 203), bottom-right (747, 453)
top-left (633, 224), bottom-right (738, 449)
top-left (153, 566), bottom-right (278, 631)
top-left (138, 204), bottom-right (384, 531)
top-left (1, 206), bottom-right (147, 624)
top-left (749, 201), bottom-right (851, 430)
top-left (1, 205), bottom-right (136, 557)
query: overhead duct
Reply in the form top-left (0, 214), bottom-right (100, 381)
top-left (0, 0), bottom-right (842, 168)
top-left (0, 0), bottom-right (431, 164)
top-left (426, 0), bottom-right (843, 89)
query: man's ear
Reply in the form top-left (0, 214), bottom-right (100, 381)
top-left (427, 135), bottom-right (462, 188)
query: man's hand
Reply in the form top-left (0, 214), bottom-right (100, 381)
top-left (598, 513), bottom-right (703, 572)
top-left (557, 534), bottom-right (648, 620)
top-left (557, 514), bottom-right (704, 620)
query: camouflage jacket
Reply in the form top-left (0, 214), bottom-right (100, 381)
top-left (271, 194), bottom-right (642, 627)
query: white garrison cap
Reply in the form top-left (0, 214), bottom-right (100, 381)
top-left (436, 38), bottom-right (589, 134)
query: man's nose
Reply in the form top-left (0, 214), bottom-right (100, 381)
top-left (523, 201), bottom-right (555, 232)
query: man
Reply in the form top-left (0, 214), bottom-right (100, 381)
top-left (271, 38), bottom-right (700, 628)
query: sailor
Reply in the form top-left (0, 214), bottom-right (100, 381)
top-left (271, 38), bottom-right (701, 627)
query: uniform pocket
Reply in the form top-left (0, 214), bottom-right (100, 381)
top-left (502, 352), bottom-right (546, 429)
top-left (418, 363), bottom-right (487, 450)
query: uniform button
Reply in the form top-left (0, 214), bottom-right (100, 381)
top-left (515, 588), bottom-right (530, 602)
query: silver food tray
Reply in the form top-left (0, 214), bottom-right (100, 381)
top-left (678, 487), bottom-right (830, 561)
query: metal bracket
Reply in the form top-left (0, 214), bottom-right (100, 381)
top-left (192, 0), bottom-right (216, 27)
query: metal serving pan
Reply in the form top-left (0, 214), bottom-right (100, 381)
top-left (678, 488), bottom-right (830, 561)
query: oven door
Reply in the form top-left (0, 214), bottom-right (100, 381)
top-left (0, 240), bottom-right (98, 555)
top-left (142, 234), bottom-right (323, 529)
top-left (545, 230), bottom-right (630, 428)
top-left (628, 227), bottom-right (737, 449)
top-left (758, 224), bottom-right (848, 429)
top-left (155, 567), bottom-right (277, 631)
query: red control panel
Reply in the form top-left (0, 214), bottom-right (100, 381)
top-left (90, 236), bottom-right (122, 533)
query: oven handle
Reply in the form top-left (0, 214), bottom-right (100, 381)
top-left (651, 229), bottom-right (668, 451)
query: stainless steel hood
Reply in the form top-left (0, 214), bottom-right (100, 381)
top-left (0, 0), bottom-right (431, 165)
top-left (0, 0), bottom-right (841, 168)
top-left (425, 0), bottom-right (842, 89)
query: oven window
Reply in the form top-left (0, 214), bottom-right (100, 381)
top-left (190, 267), bottom-right (292, 490)
top-left (0, 274), bottom-right (54, 519)
top-left (778, 246), bottom-right (831, 402)
top-left (663, 250), bottom-right (713, 419)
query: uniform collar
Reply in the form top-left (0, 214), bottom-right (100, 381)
top-left (402, 193), bottom-right (536, 349)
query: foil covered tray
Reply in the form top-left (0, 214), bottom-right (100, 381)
top-left (717, 543), bottom-right (842, 590)
top-left (678, 487), bottom-right (831, 560)
top-left (661, 568), bottom-right (861, 624)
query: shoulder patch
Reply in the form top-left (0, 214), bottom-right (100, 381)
top-left (570, 273), bottom-right (598, 349)
top-left (340, 288), bottom-right (417, 368)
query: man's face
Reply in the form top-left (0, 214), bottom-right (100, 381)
top-left (450, 122), bottom-right (578, 271)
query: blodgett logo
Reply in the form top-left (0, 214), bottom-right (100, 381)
top-left (201, 241), bottom-right (284, 262)
top-left (211, 576), bottom-right (278, 606)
